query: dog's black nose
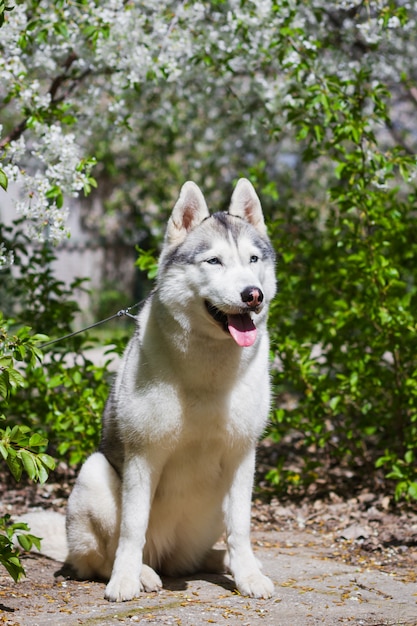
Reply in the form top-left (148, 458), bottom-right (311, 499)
top-left (241, 286), bottom-right (264, 308)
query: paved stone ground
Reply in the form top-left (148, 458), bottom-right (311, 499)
top-left (1, 369), bottom-right (416, 626)
top-left (1, 529), bottom-right (416, 626)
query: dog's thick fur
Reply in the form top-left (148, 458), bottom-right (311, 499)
top-left (54, 179), bottom-right (276, 601)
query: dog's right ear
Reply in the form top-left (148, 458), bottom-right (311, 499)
top-left (228, 178), bottom-right (267, 237)
top-left (166, 182), bottom-right (210, 245)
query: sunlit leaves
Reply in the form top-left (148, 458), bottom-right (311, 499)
top-left (0, 422), bottom-right (55, 483)
top-left (0, 515), bottom-right (41, 582)
top-left (266, 2), bottom-right (417, 501)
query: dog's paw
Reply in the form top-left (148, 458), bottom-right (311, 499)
top-left (105, 574), bottom-right (142, 602)
top-left (236, 572), bottom-right (274, 599)
top-left (140, 564), bottom-right (162, 592)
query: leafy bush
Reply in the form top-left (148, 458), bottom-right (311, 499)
top-left (0, 515), bottom-right (41, 582)
top-left (265, 30), bottom-right (417, 501)
top-left (0, 317), bottom-right (55, 579)
top-left (0, 319), bottom-right (55, 481)
top-left (0, 220), bottom-right (122, 460)
top-left (0, 220), bottom-right (124, 579)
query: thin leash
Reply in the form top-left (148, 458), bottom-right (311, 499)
top-left (39, 299), bottom-right (145, 349)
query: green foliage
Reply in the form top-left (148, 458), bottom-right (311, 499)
top-left (266, 7), bottom-right (417, 500)
top-left (0, 167), bottom-right (7, 190)
top-left (0, 319), bottom-right (55, 482)
top-left (0, 220), bottom-right (84, 330)
top-left (135, 247), bottom-right (158, 280)
top-left (0, 315), bottom-right (55, 581)
top-left (0, 419), bottom-right (55, 483)
top-left (0, 220), bottom-right (124, 580)
top-left (41, 359), bottom-right (110, 465)
top-left (0, 220), bottom-right (119, 466)
top-left (0, 515), bottom-right (41, 582)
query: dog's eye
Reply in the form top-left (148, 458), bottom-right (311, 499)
top-left (250, 255), bottom-right (259, 263)
top-left (206, 257), bottom-right (221, 265)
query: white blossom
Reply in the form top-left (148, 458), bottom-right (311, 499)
top-left (0, 0), bottom-right (416, 242)
top-left (0, 243), bottom-right (14, 270)
top-left (356, 19), bottom-right (382, 45)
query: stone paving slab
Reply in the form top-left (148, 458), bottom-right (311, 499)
top-left (1, 531), bottom-right (416, 625)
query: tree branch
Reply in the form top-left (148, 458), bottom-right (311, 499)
top-left (0, 52), bottom-right (89, 152)
top-left (0, 118), bottom-right (28, 151)
top-left (48, 51), bottom-right (79, 102)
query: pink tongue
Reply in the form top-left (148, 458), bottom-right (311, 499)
top-left (227, 314), bottom-right (257, 347)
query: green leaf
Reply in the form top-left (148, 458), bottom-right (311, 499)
top-left (19, 450), bottom-right (37, 480)
top-left (0, 554), bottom-right (25, 582)
top-left (17, 534), bottom-right (35, 551)
top-left (37, 453), bottom-right (55, 470)
top-left (0, 443), bottom-right (8, 460)
top-left (6, 452), bottom-right (22, 482)
top-left (28, 433), bottom-right (48, 448)
top-left (329, 396), bottom-right (340, 411)
top-left (407, 482), bottom-right (417, 500)
top-left (0, 168), bottom-right (8, 191)
top-left (37, 462), bottom-right (49, 484)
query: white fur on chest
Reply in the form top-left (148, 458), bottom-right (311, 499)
top-left (115, 302), bottom-right (271, 447)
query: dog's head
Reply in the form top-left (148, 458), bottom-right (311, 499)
top-left (157, 179), bottom-right (277, 347)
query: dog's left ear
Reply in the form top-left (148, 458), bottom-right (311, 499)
top-left (166, 181), bottom-right (210, 245)
top-left (228, 178), bottom-right (267, 237)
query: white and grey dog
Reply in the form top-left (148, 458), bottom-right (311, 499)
top-left (29, 178), bottom-right (277, 602)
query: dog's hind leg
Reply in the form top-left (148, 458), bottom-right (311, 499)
top-left (66, 452), bottom-right (121, 580)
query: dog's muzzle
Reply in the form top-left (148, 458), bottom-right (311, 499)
top-left (205, 286), bottom-right (264, 347)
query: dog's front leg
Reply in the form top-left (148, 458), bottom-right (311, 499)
top-left (105, 453), bottom-right (162, 602)
top-left (225, 448), bottom-right (274, 599)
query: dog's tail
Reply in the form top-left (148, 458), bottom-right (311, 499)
top-left (16, 511), bottom-right (68, 562)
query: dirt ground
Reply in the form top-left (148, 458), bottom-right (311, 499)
top-left (1, 441), bottom-right (417, 625)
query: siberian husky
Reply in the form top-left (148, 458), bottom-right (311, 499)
top-left (29, 179), bottom-right (277, 601)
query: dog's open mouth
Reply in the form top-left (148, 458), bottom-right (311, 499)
top-left (205, 301), bottom-right (257, 347)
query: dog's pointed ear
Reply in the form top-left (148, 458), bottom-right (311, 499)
top-left (166, 181), bottom-right (210, 245)
top-left (228, 178), bottom-right (267, 236)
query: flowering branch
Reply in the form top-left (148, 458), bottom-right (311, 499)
top-left (0, 52), bottom-right (91, 151)
top-left (0, 0), bottom-right (416, 244)
top-left (0, 119), bottom-right (28, 152)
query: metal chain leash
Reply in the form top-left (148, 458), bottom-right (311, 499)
top-left (39, 299), bottom-right (145, 349)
